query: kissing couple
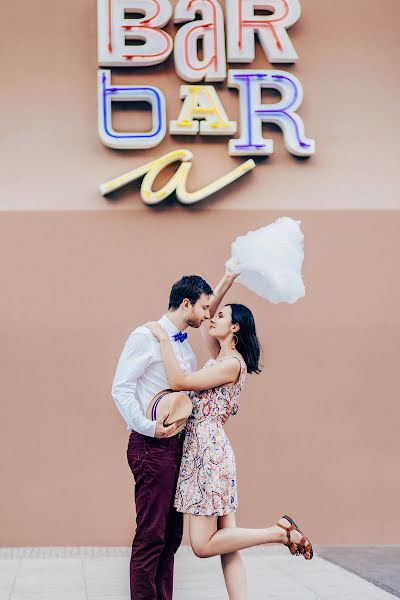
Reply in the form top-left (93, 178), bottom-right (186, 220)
top-left (112, 270), bottom-right (313, 600)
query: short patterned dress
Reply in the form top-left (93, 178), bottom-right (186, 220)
top-left (174, 356), bottom-right (247, 516)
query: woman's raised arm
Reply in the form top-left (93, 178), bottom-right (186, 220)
top-left (209, 268), bottom-right (238, 318)
top-left (202, 268), bottom-right (239, 358)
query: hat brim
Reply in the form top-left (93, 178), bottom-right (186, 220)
top-left (146, 390), bottom-right (192, 436)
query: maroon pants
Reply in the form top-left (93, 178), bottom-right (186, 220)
top-left (127, 431), bottom-right (184, 600)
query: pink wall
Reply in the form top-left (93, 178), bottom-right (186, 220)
top-left (1, 0), bottom-right (400, 545)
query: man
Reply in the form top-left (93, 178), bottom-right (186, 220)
top-left (112, 272), bottom-right (237, 600)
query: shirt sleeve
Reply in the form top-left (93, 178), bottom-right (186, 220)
top-left (111, 331), bottom-right (156, 437)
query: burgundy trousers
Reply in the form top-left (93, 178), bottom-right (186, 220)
top-left (127, 430), bottom-right (184, 600)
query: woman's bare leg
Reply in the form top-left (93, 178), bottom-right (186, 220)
top-left (218, 513), bottom-right (247, 600)
top-left (189, 515), bottom-right (303, 559)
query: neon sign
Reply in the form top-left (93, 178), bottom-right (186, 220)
top-left (97, 0), bottom-right (315, 204)
top-left (99, 149), bottom-right (256, 205)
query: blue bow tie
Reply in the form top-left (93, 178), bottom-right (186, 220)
top-left (172, 331), bottom-right (187, 343)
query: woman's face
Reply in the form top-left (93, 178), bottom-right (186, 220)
top-left (209, 305), bottom-right (236, 338)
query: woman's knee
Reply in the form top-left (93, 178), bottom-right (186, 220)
top-left (191, 541), bottom-right (211, 559)
top-left (189, 514), bottom-right (217, 559)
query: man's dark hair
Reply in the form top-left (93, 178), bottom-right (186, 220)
top-left (168, 275), bottom-right (213, 310)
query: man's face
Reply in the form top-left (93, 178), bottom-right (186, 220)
top-left (186, 293), bottom-right (211, 328)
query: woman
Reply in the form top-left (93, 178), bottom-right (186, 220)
top-left (146, 301), bottom-right (313, 600)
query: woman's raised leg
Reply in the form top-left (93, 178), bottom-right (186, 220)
top-left (189, 514), bottom-right (304, 559)
top-left (218, 513), bottom-right (247, 600)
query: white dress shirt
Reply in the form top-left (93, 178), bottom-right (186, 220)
top-left (111, 314), bottom-right (197, 437)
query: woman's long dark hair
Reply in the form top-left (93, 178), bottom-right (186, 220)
top-left (226, 303), bottom-right (262, 374)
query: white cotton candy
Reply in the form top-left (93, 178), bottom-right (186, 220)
top-left (225, 217), bottom-right (305, 304)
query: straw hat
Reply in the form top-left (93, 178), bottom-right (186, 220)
top-left (146, 390), bottom-right (193, 437)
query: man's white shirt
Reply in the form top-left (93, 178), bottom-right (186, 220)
top-left (111, 314), bottom-right (196, 437)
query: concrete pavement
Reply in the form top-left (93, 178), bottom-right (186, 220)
top-left (0, 545), bottom-right (397, 600)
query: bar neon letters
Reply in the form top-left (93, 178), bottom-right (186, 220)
top-left (97, 0), bottom-right (173, 66)
top-left (226, 0), bottom-right (301, 64)
top-left (170, 85), bottom-right (237, 136)
top-left (98, 69), bottom-right (166, 149)
top-left (228, 69), bottom-right (315, 156)
top-left (97, 0), bottom-right (316, 201)
top-left (174, 0), bottom-right (227, 82)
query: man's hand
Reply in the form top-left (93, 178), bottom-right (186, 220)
top-left (155, 411), bottom-right (178, 438)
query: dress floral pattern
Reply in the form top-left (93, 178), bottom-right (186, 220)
top-left (174, 356), bottom-right (247, 516)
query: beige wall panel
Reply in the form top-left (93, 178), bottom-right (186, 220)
top-left (1, 0), bottom-right (400, 211)
top-left (1, 210), bottom-right (399, 545)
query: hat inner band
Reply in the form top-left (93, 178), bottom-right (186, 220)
top-left (151, 391), bottom-right (171, 421)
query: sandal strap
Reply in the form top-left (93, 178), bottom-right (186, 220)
top-left (276, 523), bottom-right (295, 532)
top-left (276, 522), bottom-right (295, 545)
top-left (298, 536), bottom-right (311, 552)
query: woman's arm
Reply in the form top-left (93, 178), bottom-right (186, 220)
top-left (160, 338), bottom-right (240, 390)
top-left (202, 268), bottom-right (239, 358)
top-left (145, 322), bottom-right (240, 391)
top-left (209, 268), bottom-right (239, 318)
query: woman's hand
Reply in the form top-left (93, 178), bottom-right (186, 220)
top-left (224, 258), bottom-right (240, 286)
top-left (145, 321), bottom-right (169, 342)
top-left (225, 264), bottom-right (240, 281)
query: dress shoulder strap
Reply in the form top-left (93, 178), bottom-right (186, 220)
top-left (237, 357), bottom-right (247, 384)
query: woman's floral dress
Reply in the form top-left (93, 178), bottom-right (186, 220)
top-left (174, 356), bottom-right (247, 516)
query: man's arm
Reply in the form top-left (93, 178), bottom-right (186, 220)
top-left (111, 332), bottom-right (157, 437)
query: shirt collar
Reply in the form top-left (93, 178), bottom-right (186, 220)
top-left (159, 314), bottom-right (187, 339)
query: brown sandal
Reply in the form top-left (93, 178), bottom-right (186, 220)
top-left (276, 515), bottom-right (314, 560)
